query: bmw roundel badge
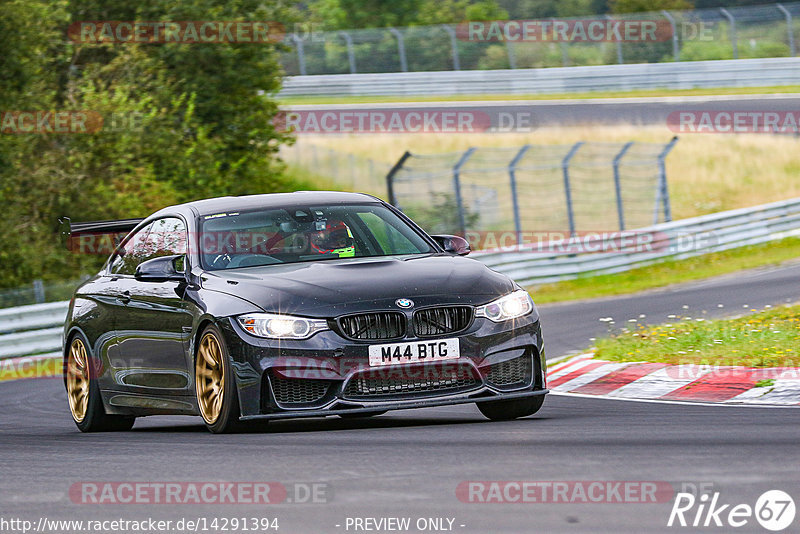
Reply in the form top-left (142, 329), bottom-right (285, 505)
top-left (395, 298), bottom-right (414, 309)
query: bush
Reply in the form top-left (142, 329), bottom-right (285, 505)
top-left (0, 0), bottom-right (315, 289)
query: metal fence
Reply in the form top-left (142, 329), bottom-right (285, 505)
top-left (282, 3), bottom-right (800, 76)
top-left (386, 139), bottom-right (677, 239)
top-left (0, 279), bottom-right (86, 309)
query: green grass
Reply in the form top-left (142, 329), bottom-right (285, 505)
top-left (593, 304), bottom-right (800, 367)
top-left (529, 236), bottom-right (800, 304)
top-left (281, 163), bottom-right (341, 191)
top-left (278, 85), bottom-right (800, 105)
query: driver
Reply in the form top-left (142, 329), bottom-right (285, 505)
top-left (309, 219), bottom-right (355, 257)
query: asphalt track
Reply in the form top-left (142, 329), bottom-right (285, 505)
top-left (1, 262), bottom-right (799, 533)
top-left (286, 93), bottom-right (800, 128)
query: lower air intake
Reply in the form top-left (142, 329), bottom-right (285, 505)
top-left (486, 354), bottom-right (532, 387)
top-left (343, 363), bottom-right (481, 399)
top-left (270, 374), bottom-right (332, 405)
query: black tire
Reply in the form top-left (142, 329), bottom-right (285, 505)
top-left (477, 395), bottom-right (545, 421)
top-left (66, 333), bottom-right (135, 432)
top-left (195, 324), bottom-right (244, 434)
top-left (338, 410), bottom-right (387, 419)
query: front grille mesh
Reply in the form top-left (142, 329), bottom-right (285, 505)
top-left (486, 355), bottom-right (532, 387)
top-left (271, 375), bottom-right (331, 405)
top-left (343, 364), bottom-right (480, 398)
top-left (413, 306), bottom-right (472, 337)
top-left (338, 312), bottom-right (405, 340)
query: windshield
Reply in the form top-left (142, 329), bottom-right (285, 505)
top-left (199, 203), bottom-right (436, 270)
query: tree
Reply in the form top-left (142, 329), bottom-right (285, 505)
top-left (308, 0), bottom-right (508, 29)
top-left (0, 0), bottom-right (308, 288)
top-left (498, 0), bottom-right (600, 19)
top-left (609, 0), bottom-right (693, 13)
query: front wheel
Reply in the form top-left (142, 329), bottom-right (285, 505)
top-left (66, 335), bottom-right (135, 432)
top-left (195, 324), bottom-right (243, 434)
top-left (477, 395), bottom-right (545, 421)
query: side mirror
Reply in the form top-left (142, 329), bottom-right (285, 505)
top-left (431, 234), bottom-right (471, 256)
top-left (135, 255), bottom-right (187, 282)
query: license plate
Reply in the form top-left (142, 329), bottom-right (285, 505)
top-left (368, 338), bottom-right (460, 367)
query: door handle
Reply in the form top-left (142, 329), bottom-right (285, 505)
top-left (117, 290), bottom-right (131, 304)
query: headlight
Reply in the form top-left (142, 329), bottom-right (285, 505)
top-left (237, 313), bottom-right (328, 339)
top-left (475, 290), bottom-right (534, 322)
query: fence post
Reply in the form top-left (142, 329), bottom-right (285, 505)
top-left (661, 10), bottom-right (680, 61)
top-left (389, 28), bottom-right (408, 72)
top-left (720, 8), bottom-right (738, 59)
top-left (386, 151), bottom-right (412, 206)
top-left (612, 142), bottom-right (634, 231)
top-left (441, 25), bottom-right (461, 70)
top-left (453, 148), bottom-right (476, 236)
top-left (33, 279), bottom-right (45, 304)
top-left (290, 34), bottom-right (307, 75)
top-left (505, 40), bottom-right (517, 69)
top-left (562, 142), bottom-right (583, 236)
top-left (330, 148), bottom-right (338, 180)
top-left (509, 145), bottom-right (531, 245)
top-left (606, 15), bottom-right (624, 64)
top-left (777, 3), bottom-right (796, 57)
top-left (338, 31), bottom-right (357, 73)
top-left (656, 136), bottom-right (678, 223)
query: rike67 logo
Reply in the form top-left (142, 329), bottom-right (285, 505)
top-left (668, 490), bottom-right (795, 531)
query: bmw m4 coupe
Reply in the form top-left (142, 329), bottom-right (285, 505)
top-left (63, 192), bottom-right (547, 433)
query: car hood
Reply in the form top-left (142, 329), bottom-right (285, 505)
top-left (201, 254), bottom-right (515, 317)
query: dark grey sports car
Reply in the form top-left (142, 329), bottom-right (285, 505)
top-left (63, 192), bottom-right (547, 433)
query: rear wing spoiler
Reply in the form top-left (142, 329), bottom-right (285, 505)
top-left (58, 217), bottom-right (144, 253)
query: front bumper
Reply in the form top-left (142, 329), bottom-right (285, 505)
top-left (219, 314), bottom-right (547, 419)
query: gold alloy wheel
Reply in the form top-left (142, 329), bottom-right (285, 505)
top-left (66, 338), bottom-right (90, 422)
top-left (196, 332), bottom-right (225, 424)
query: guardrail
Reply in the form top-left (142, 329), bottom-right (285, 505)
top-left (0, 302), bottom-right (67, 361)
top-left (474, 196), bottom-right (800, 285)
top-left (279, 57), bottom-right (800, 97)
top-left (2, 197), bottom-right (800, 360)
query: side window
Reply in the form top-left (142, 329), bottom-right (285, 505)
top-left (109, 222), bottom-right (154, 276)
top-left (144, 217), bottom-right (188, 263)
top-left (108, 217), bottom-right (187, 276)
